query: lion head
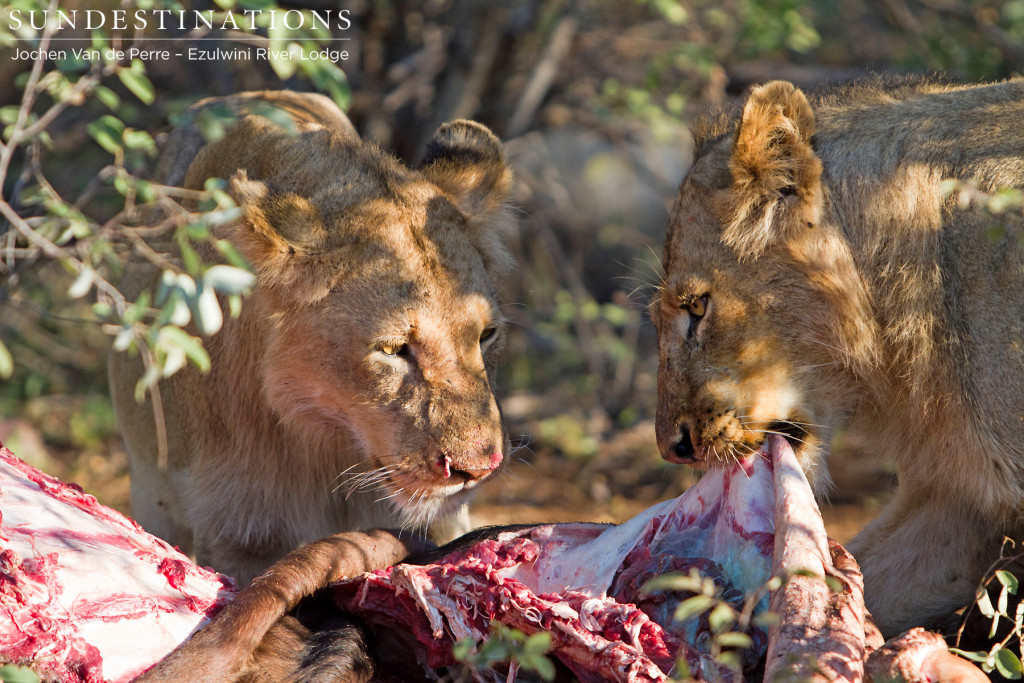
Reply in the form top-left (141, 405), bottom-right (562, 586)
top-left (187, 112), bottom-right (516, 529)
top-left (653, 81), bottom-right (878, 482)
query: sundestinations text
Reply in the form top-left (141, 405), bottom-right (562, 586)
top-left (7, 9), bottom-right (353, 32)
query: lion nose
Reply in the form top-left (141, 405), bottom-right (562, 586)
top-left (664, 427), bottom-right (699, 465)
top-left (443, 452), bottom-right (503, 482)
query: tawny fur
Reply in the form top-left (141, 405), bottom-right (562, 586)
top-left (654, 78), bottom-right (1024, 636)
top-left (109, 91), bottom-right (515, 585)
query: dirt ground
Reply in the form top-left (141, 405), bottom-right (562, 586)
top-left (472, 419), bottom-right (896, 546)
top-left (0, 412), bottom-right (891, 550)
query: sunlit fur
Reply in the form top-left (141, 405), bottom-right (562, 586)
top-left (655, 78), bottom-right (1024, 636)
top-left (110, 91), bottom-right (514, 585)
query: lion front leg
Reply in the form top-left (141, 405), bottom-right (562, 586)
top-left (848, 490), bottom-right (1007, 637)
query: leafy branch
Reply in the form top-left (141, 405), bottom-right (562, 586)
top-left (951, 538), bottom-right (1024, 679)
top-left (0, 0), bottom-right (350, 467)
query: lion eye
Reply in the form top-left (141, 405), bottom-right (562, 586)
top-left (380, 342), bottom-right (409, 357)
top-left (480, 327), bottom-right (497, 344)
top-left (684, 294), bottom-right (708, 319)
top-left (682, 294), bottom-right (709, 339)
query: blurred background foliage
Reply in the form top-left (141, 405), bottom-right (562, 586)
top-left (0, 0), bottom-right (1022, 534)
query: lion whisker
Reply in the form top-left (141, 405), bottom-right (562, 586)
top-left (745, 428), bottom-right (812, 448)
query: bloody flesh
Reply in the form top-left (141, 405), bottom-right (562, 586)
top-left (0, 444), bottom-right (237, 683)
top-left (334, 435), bottom-right (870, 682)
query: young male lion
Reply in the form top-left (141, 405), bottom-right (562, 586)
top-left (109, 91), bottom-right (515, 585)
top-left (653, 78), bottom-right (1024, 636)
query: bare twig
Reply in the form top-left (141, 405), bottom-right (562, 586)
top-left (0, 201), bottom-right (128, 314)
top-left (140, 342), bottom-right (169, 471)
top-left (0, 0), bottom-right (59, 192)
top-left (507, 16), bottom-right (577, 138)
top-left (450, 16), bottom-right (505, 120)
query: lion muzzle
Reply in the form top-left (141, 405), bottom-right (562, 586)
top-left (436, 450), bottom-right (503, 483)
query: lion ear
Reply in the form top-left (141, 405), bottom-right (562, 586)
top-left (227, 171), bottom-right (333, 297)
top-left (420, 120), bottom-right (516, 276)
top-left (724, 80), bottom-right (823, 259)
top-left (230, 171), bottom-right (327, 254)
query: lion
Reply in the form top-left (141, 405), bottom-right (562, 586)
top-left (652, 78), bottom-right (1024, 636)
top-left (109, 91), bottom-right (515, 585)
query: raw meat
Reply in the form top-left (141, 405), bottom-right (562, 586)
top-left (333, 435), bottom-right (875, 682)
top-left (0, 443), bottom-right (237, 683)
top-left (864, 628), bottom-right (987, 683)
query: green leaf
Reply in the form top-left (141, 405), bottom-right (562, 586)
top-left (123, 129), bottom-right (157, 156)
top-left (521, 631), bottom-right (553, 655)
top-left (716, 632), bottom-right (753, 649)
top-left (123, 291), bottom-right (151, 325)
top-left (135, 363), bottom-right (161, 403)
top-left (717, 650), bottom-right (742, 670)
top-left (524, 653), bottom-right (556, 681)
top-left (825, 576), bottom-right (844, 593)
top-left (643, 571), bottom-right (703, 595)
top-left (135, 179), bottom-right (157, 203)
top-left (194, 284), bottom-right (224, 336)
top-left (204, 265), bottom-right (255, 295)
top-left (0, 664), bottom-right (42, 683)
top-left (215, 240), bottom-right (251, 270)
top-left (158, 326), bottom-right (210, 374)
top-left (166, 294), bottom-right (192, 327)
top-left (0, 105), bottom-right (20, 125)
top-left (113, 173), bottom-right (132, 196)
top-left (651, 0), bottom-right (688, 24)
top-left (197, 107), bottom-right (234, 142)
top-left (708, 602), bottom-right (735, 633)
top-left (178, 238), bottom-right (201, 275)
top-left (298, 56), bottom-right (352, 111)
top-left (0, 338), bottom-right (13, 379)
top-left (950, 648), bottom-right (992, 664)
top-left (752, 611), bottom-right (781, 628)
top-left (118, 60), bottom-right (155, 105)
top-left (249, 101), bottom-right (299, 135)
top-left (94, 85), bottom-right (121, 111)
top-left (267, 30), bottom-right (299, 79)
top-left (995, 647), bottom-right (1023, 679)
top-left (939, 179), bottom-right (962, 197)
top-left (978, 588), bottom-right (997, 618)
top-left (997, 571), bottom-right (1019, 595)
top-left (159, 340), bottom-right (187, 377)
top-left (87, 115), bottom-right (125, 155)
top-left (673, 594), bottom-right (714, 623)
top-left (202, 207), bottom-right (243, 225)
top-left (68, 266), bottom-right (94, 299)
top-left (113, 326), bottom-right (136, 352)
top-left (452, 637), bottom-right (475, 662)
top-left (790, 568), bottom-right (822, 579)
top-left (186, 222), bottom-right (210, 240)
top-left (989, 189), bottom-right (1024, 214)
top-left (91, 29), bottom-right (110, 53)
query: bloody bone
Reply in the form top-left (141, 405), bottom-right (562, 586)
top-left (0, 444), bottom-right (236, 683)
top-left (864, 628), bottom-right (987, 683)
top-left (331, 436), bottom-right (880, 681)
